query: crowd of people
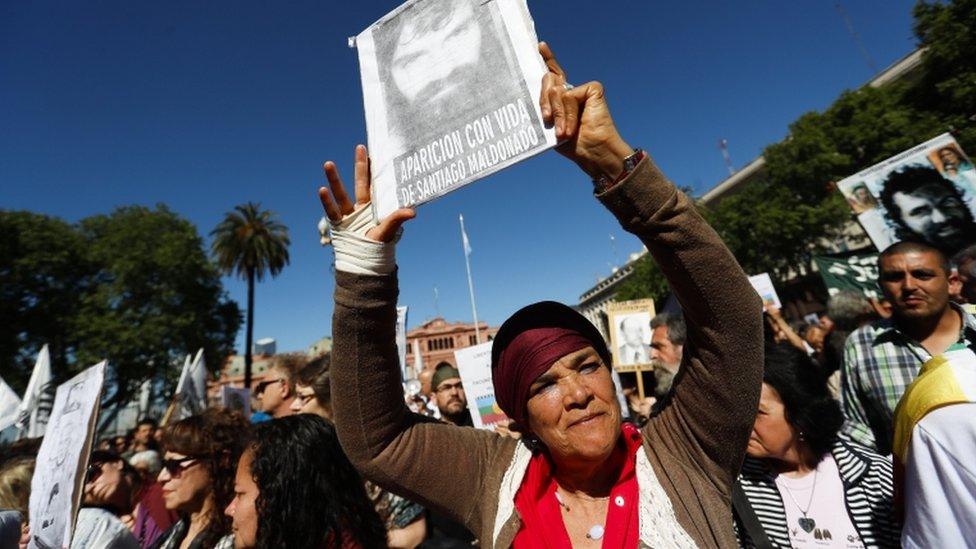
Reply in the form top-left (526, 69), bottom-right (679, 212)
top-left (2, 39), bottom-right (976, 548)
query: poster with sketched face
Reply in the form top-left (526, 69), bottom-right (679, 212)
top-left (836, 132), bottom-right (976, 256)
top-left (454, 341), bottom-right (508, 430)
top-left (607, 299), bottom-right (657, 373)
top-left (28, 362), bottom-right (105, 549)
top-left (354, 0), bottom-right (557, 220)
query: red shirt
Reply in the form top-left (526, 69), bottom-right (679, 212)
top-left (513, 423), bottom-right (641, 548)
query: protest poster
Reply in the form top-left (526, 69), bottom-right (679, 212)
top-left (607, 299), bottom-right (657, 373)
top-left (16, 344), bottom-right (53, 438)
top-left (174, 349), bottom-right (207, 420)
top-left (396, 306), bottom-right (408, 381)
top-left (748, 273), bottom-right (782, 311)
top-left (454, 341), bottom-right (508, 430)
top-left (221, 386), bottom-right (252, 417)
top-left (813, 253), bottom-right (881, 299)
top-left (353, 0), bottom-right (557, 220)
top-left (835, 132), bottom-right (976, 256)
top-left (28, 362), bottom-right (106, 549)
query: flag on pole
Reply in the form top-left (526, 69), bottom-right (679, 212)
top-left (16, 344), bottom-right (53, 438)
top-left (460, 214), bottom-right (472, 256)
top-left (0, 375), bottom-right (22, 432)
top-left (174, 349), bottom-right (208, 419)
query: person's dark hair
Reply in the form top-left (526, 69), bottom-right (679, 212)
top-left (247, 415), bottom-right (386, 548)
top-left (878, 240), bottom-right (951, 275)
top-left (953, 244), bottom-right (976, 276)
top-left (650, 313), bottom-right (686, 346)
top-left (763, 343), bottom-right (844, 458)
top-left (137, 417), bottom-right (158, 430)
top-left (296, 353), bottom-right (331, 408)
top-left (162, 408), bottom-right (250, 547)
top-left (270, 353), bottom-right (306, 392)
top-left (879, 165), bottom-right (970, 232)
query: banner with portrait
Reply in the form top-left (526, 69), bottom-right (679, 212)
top-left (836, 133), bottom-right (976, 256)
top-left (607, 299), bottom-right (657, 373)
top-left (353, 0), bottom-right (557, 220)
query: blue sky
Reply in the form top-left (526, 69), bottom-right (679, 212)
top-left (1, 1), bottom-right (919, 354)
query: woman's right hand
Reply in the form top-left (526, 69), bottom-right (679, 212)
top-left (318, 144), bottom-right (415, 243)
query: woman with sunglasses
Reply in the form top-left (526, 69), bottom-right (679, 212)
top-left (151, 409), bottom-right (250, 549)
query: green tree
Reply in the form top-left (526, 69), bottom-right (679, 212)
top-left (210, 203), bottom-right (290, 388)
top-left (0, 207), bottom-right (241, 406)
top-left (76, 205), bottom-right (242, 406)
top-left (912, 0), bottom-right (976, 148)
top-left (0, 211), bottom-right (90, 391)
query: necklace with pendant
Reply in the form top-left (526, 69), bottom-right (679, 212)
top-left (780, 468), bottom-right (819, 534)
top-left (555, 490), bottom-right (607, 540)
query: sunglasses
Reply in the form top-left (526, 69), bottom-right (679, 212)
top-left (254, 378), bottom-right (285, 395)
top-left (162, 456), bottom-right (206, 477)
top-left (85, 463), bottom-right (104, 484)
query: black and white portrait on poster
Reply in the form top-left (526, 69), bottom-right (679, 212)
top-left (354, 0), bottom-right (557, 220)
top-left (606, 299), bottom-right (657, 373)
top-left (836, 132), bottom-right (976, 256)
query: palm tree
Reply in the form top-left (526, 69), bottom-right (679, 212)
top-left (211, 202), bottom-right (290, 388)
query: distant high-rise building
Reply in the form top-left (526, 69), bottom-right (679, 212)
top-left (253, 338), bottom-right (276, 356)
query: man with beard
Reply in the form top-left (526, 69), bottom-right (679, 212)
top-left (841, 241), bottom-right (976, 454)
top-left (373, 0), bottom-right (525, 153)
top-left (879, 165), bottom-right (976, 256)
top-left (430, 364), bottom-right (472, 427)
top-left (649, 312), bottom-right (686, 401)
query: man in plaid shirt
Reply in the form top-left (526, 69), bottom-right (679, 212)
top-left (841, 241), bottom-right (976, 454)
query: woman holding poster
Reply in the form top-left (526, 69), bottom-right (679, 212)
top-left (324, 43), bottom-right (763, 548)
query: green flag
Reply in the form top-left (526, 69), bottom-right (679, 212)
top-left (813, 253), bottom-right (881, 299)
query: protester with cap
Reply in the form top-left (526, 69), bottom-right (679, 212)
top-left (324, 43), bottom-right (762, 548)
top-left (430, 364), bottom-right (473, 427)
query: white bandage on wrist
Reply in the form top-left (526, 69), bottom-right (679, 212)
top-left (330, 206), bottom-right (396, 275)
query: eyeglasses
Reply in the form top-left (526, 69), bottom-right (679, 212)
top-left (85, 463), bottom-right (104, 484)
top-left (161, 456), bottom-right (205, 477)
top-left (435, 381), bottom-right (464, 393)
top-left (254, 378), bottom-right (285, 395)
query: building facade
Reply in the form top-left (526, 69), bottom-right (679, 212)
top-left (406, 317), bottom-right (499, 378)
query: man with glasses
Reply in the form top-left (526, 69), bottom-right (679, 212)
top-left (253, 354), bottom-right (302, 419)
top-left (431, 363), bottom-right (472, 428)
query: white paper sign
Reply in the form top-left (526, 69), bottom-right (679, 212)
top-left (748, 273), bottom-right (782, 311)
top-left (454, 341), bottom-right (508, 430)
top-left (28, 361), bottom-right (106, 549)
top-left (354, 0), bottom-right (557, 220)
top-left (0, 375), bottom-right (22, 432)
top-left (221, 386), bottom-right (252, 418)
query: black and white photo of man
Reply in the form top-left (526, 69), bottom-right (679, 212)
top-left (878, 164), bottom-right (976, 255)
top-left (617, 314), bottom-right (652, 366)
top-left (372, 0), bottom-right (530, 152)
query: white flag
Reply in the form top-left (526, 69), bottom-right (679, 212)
top-left (412, 339), bottom-right (424, 378)
top-left (460, 214), bottom-right (473, 257)
top-left (16, 344), bottom-right (53, 438)
top-left (174, 349), bottom-right (207, 419)
top-left (0, 375), bottom-right (22, 432)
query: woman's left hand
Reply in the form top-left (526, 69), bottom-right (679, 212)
top-left (318, 144), bottom-right (415, 243)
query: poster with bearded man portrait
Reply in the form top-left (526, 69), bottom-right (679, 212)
top-left (353, 0), bottom-right (556, 220)
top-left (835, 132), bottom-right (976, 257)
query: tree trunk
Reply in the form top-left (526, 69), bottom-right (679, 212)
top-left (245, 267), bottom-right (255, 389)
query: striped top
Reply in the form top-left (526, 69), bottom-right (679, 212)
top-left (733, 435), bottom-right (900, 548)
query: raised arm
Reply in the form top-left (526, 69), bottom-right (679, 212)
top-left (540, 44), bottom-right (764, 491)
top-left (322, 146), bottom-right (515, 532)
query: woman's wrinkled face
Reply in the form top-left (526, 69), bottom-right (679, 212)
top-left (747, 383), bottom-right (797, 460)
top-left (225, 449), bottom-right (259, 549)
top-left (525, 347), bottom-right (622, 464)
top-left (157, 451), bottom-right (212, 513)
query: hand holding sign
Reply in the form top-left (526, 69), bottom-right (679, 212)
top-left (538, 42), bottom-right (634, 183)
